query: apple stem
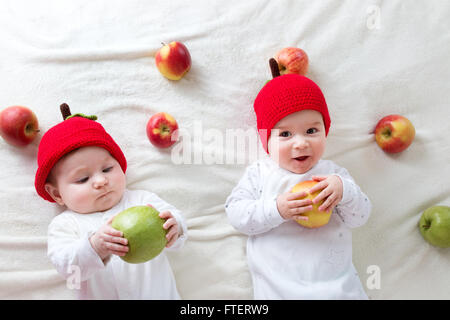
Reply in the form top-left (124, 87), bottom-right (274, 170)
top-left (382, 128), bottom-right (391, 139)
top-left (269, 58), bottom-right (280, 79)
top-left (161, 42), bottom-right (167, 47)
top-left (60, 103), bottom-right (72, 120)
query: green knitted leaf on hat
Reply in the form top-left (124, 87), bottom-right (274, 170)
top-left (66, 113), bottom-right (98, 121)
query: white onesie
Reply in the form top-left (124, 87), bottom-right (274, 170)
top-left (225, 158), bottom-right (371, 299)
top-left (47, 189), bottom-right (187, 299)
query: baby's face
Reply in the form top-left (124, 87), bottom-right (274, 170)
top-left (268, 109), bottom-right (326, 174)
top-left (45, 146), bottom-right (126, 214)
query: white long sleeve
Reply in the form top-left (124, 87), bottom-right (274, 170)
top-left (225, 162), bottom-right (285, 236)
top-left (334, 167), bottom-right (372, 228)
top-left (47, 214), bottom-right (106, 282)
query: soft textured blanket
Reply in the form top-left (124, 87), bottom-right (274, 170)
top-left (0, 0), bottom-right (449, 299)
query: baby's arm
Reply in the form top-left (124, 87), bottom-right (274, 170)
top-left (225, 162), bottom-right (286, 236)
top-left (311, 166), bottom-right (371, 228)
top-left (47, 214), bottom-right (109, 281)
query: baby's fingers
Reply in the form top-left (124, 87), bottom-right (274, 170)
top-left (312, 187), bottom-right (332, 205)
top-left (102, 228), bottom-right (127, 246)
top-left (105, 242), bottom-right (129, 253)
top-left (104, 226), bottom-right (124, 238)
top-left (165, 228), bottom-right (178, 248)
top-left (294, 215), bottom-right (309, 222)
top-left (159, 211), bottom-right (173, 220)
top-left (308, 181), bottom-right (327, 194)
top-left (288, 198), bottom-right (312, 208)
top-left (112, 250), bottom-right (128, 257)
top-left (290, 205), bottom-right (313, 215)
top-left (287, 191), bottom-right (308, 201)
top-left (163, 218), bottom-right (177, 230)
top-left (106, 215), bottom-right (116, 225)
top-left (318, 194), bottom-right (339, 212)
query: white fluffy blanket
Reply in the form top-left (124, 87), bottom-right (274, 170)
top-left (0, 0), bottom-right (449, 299)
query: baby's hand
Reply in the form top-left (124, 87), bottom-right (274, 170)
top-left (89, 215), bottom-right (129, 261)
top-left (160, 211), bottom-right (180, 248)
top-left (308, 175), bottom-right (343, 213)
top-left (147, 204), bottom-right (180, 248)
top-left (276, 191), bottom-right (312, 222)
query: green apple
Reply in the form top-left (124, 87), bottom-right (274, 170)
top-left (419, 205), bottom-right (450, 248)
top-left (112, 205), bottom-right (167, 263)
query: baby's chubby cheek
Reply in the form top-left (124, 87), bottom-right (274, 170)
top-left (62, 191), bottom-right (96, 213)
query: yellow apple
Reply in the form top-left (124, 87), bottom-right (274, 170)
top-left (374, 114), bottom-right (415, 153)
top-left (291, 180), bottom-right (332, 228)
top-left (146, 112), bottom-right (179, 148)
top-left (155, 41), bottom-right (191, 80)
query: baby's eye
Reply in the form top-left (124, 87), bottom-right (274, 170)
top-left (306, 128), bottom-right (318, 134)
top-left (280, 131), bottom-right (292, 137)
top-left (76, 177), bottom-right (89, 184)
top-left (103, 166), bottom-right (113, 173)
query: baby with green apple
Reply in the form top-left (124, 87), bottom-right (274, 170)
top-left (35, 104), bottom-right (187, 299)
top-left (225, 74), bottom-right (372, 299)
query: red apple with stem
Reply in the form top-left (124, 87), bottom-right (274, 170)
top-left (0, 105), bottom-right (39, 147)
top-left (155, 41), bottom-right (191, 80)
top-left (374, 115), bottom-right (415, 153)
top-left (274, 47), bottom-right (309, 76)
top-left (146, 112), bottom-right (179, 148)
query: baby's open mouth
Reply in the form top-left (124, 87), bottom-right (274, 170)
top-left (294, 156), bottom-right (309, 161)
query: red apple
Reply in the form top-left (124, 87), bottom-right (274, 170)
top-left (274, 47), bottom-right (309, 76)
top-left (146, 112), bottom-right (179, 148)
top-left (375, 115), bottom-right (415, 153)
top-left (0, 105), bottom-right (39, 147)
top-left (155, 41), bottom-right (191, 80)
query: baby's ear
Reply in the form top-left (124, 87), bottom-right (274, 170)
top-left (44, 183), bottom-right (65, 206)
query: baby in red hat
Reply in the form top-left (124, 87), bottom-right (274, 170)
top-left (225, 74), bottom-right (371, 299)
top-left (35, 104), bottom-right (187, 299)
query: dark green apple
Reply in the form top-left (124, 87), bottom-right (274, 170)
top-left (419, 205), bottom-right (450, 248)
top-left (112, 205), bottom-right (167, 263)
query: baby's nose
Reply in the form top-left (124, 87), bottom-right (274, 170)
top-left (293, 135), bottom-right (308, 148)
top-left (93, 174), bottom-right (108, 187)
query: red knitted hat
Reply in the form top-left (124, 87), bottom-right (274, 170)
top-left (35, 104), bottom-right (127, 202)
top-left (253, 73), bottom-right (330, 152)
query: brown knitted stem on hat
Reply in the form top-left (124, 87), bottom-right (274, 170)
top-left (60, 103), bottom-right (72, 120)
top-left (269, 58), bottom-right (280, 78)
